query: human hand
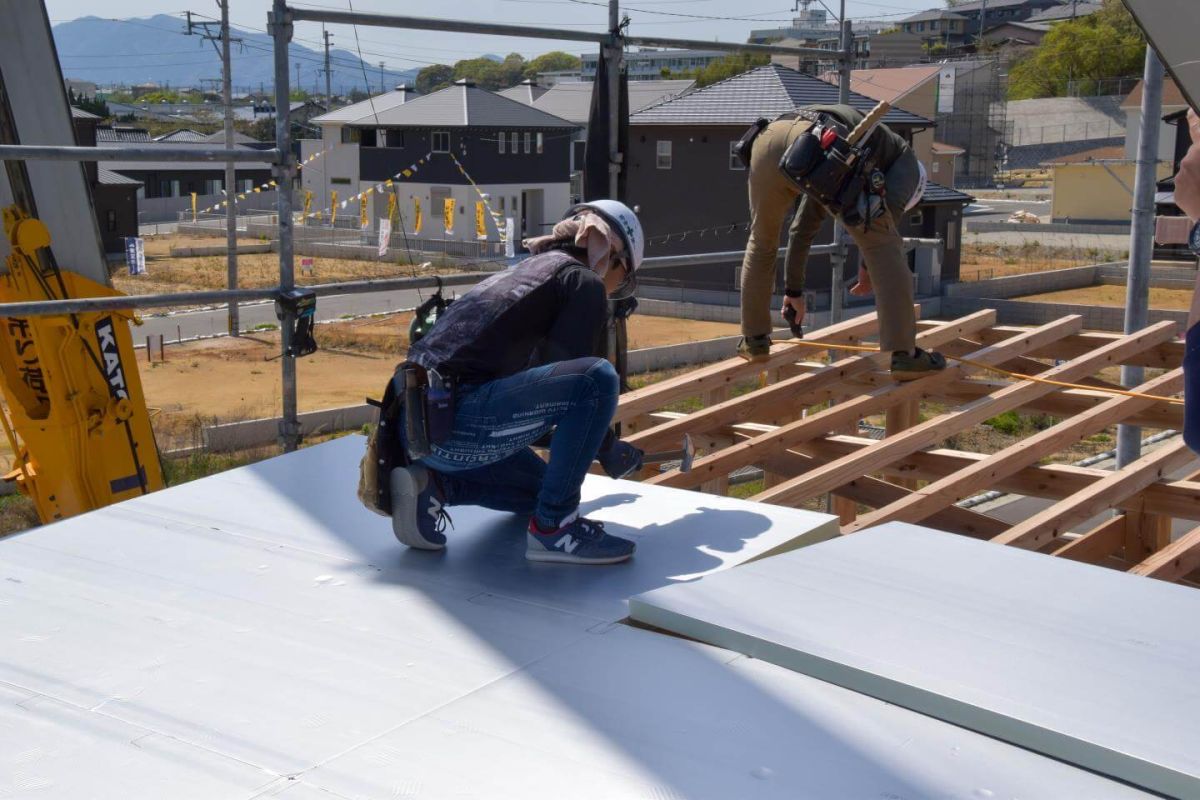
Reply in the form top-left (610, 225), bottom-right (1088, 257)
top-left (1176, 109), bottom-right (1200, 221)
top-left (849, 263), bottom-right (873, 296)
top-left (781, 295), bottom-right (805, 337)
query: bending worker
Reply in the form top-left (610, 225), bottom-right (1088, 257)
top-left (735, 102), bottom-right (946, 378)
top-left (378, 200), bottom-right (646, 565)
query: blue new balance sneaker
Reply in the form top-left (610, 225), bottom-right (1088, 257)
top-left (390, 464), bottom-right (452, 551)
top-left (526, 512), bottom-right (635, 565)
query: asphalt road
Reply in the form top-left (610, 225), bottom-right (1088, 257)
top-left (135, 279), bottom-right (483, 343)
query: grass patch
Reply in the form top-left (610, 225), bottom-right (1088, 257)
top-left (161, 449), bottom-right (272, 486)
top-left (0, 493), bottom-right (40, 538)
top-left (728, 479), bottom-right (763, 499)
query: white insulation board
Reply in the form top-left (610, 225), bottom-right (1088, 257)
top-left (630, 521), bottom-right (1200, 799)
top-left (0, 438), bottom-right (1151, 798)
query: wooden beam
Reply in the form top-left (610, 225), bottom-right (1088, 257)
top-left (650, 316), bottom-right (1082, 491)
top-left (797, 434), bottom-right (1200, 522)
top-left (847, 376), bottom-right (1184, 430)
top-left (842, 359), bottom-right (1183, 532)
top-left (624, 311), bottom-right (995, 454)
top-left (1130, 523), bottom-right (1200, 582)
top-left (751, 315), bottom-right (1118, 508)
top-left (1124, 510), bottom-right (1173, 563)
top-left (615, 311), bottom-right (887, 424)
top-left (991, 439), bottom-right (1198, 550)
top-left (885, 399), bottom-right (920, 491)
top-left (758, 450), bottom-right (1007, 539)
top-left (933, 324), bottom-right (1184, 368)
top-left (1052, 516), bottom-right (1127, 563)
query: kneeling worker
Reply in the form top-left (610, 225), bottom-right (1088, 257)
top-left (380, 201), bottom-right (645, 565)
top-left (735, 102), bottom-right (946, 378)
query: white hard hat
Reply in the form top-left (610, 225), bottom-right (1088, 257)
top-left (567, 199), bottom-right (644, 272)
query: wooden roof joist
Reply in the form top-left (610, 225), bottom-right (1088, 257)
top-left (619, 311), bottom-right (1200, 585)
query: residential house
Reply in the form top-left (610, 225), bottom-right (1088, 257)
top-left (748, 4), bottom-right (842, 44)
top-left (97, 131), bottom-right (274, 201)
top-left (302, 80), bottom-right (578, 243)
top-left (71, 108), bottom-right (139, 255)
top-left (978, 21), bottom-right (1050, 64)
top-left (1042, 146), bottom-right (1170, 224)
top-left (1025, 2), bottom-right (1101, 23)
top-left (1123, 78), bottom-right (1190, 163)
top-left (938, 0), bottom-right (1065, 29)
top-left (582, 49), bottom-right (723, 81)
top-left (154, 129), bottom-right (208, 143)
top-left (1155, 109), bottom-right (1195, 259)
top-left (899, 9), bottom-right (972, 51)
top-left (64, 79), bottom-right (97, 99)
top-left (931, 141), bottom-right (965, 186)
top-left (820, 65), bottom-right (943, 173)
top-left (536, 71), bottom-right (583, 86)
top-left (506, 79), bottom-right (694, 202)
top-left (626, 64), bottom-right (972, 298)
top-left (811, 29), bottom-right (927, 72)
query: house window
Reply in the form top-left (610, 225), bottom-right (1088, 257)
top-left (510, 132), bottom-right (519, 153)
top-left (431, 131), bottom-right (450, 152)
top-left (537, 132), bottom-right (544, 154)
top-left (656, 140), bottom-right (672, 169)
top-left (729, 141), bottom-right (745, 171)
top-left (917, 22), bottom-right (925, 31)
top-left (908, 210), bottom-right (924, 226)
top-left (331, 177), bottom-right (351, 185)
top-left (340, 127), bottom-right (360, 144)
top-left (524, 132), bottom-right (531, 154)
top-left (499, 131), bottom-right (505, 154)
top-left (931, 20), bottom-right (938, 30)
top-left (106, 209), bottom-right (117, 232)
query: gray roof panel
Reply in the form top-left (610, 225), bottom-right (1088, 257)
top-left (312, 89), bottom-right (418, 124)
top-left (498, 82), bottom-right (550, 106)
top-left (97, 167), bottom-right (143, 185)
top-left (631, 65), bottom-right (932, 127)
top-left (921, 180), bottom-right (974, 205)
top-left (348, 83), bottom-right (577, 129)
top-left (96, 140), bottom-right (272, 172)
top-left (533, 79), bottom-right (695, 126)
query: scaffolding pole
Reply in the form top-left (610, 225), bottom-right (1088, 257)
top-left (1116, 46), bottom-right (1163, 469)
top-left (272, 0), bottom-right (300, 452)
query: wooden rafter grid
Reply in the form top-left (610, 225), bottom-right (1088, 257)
top-left (617, 310), bottom-right (1200, 585)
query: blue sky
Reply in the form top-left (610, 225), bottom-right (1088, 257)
top-left (45, 0), bottom-right (938, 67)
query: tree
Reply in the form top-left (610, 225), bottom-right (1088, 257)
top-left (416, 64), bottom-right (455, 95)
top-left (68, 87), bottom-right (110, 118)
top-left (1007, 0), bottom-right (1145, 100)
top-left (693, 52), bottom-right (771, 88)
top-left (524, 51), bottom-right (581, 80)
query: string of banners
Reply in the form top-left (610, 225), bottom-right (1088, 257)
top-left (299, 152), bottom-right (432, 227)
top-left (190, 147), bottom-right (331, 219)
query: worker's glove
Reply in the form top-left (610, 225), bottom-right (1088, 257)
top-left (597, 439), bottom-right (645, 480)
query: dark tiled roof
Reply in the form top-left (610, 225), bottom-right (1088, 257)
top-left (1027, 2), bottom-right (1100, 21)
top-left (97, 167), bottom-right (142, 186)
top-left (155, 129), bottom-right (207, 142)
top-left (97, 126), bottom-right (152, 143)
top-left (532, 79), bottom-right (695, 125)
top-left (347, 82), bottom-right (577, 129)
top-left (630, 65), bottom-right (932, 127)
top-left (70, 106), bottom-right (99, 119)
top-left (921, 180), bottom-right (974, 205)
top-left (953, 0), bottom-right (1059, 11)
top-left (96, 141), bottom-right (273, 172)
top-left (901, 9), bottom-right (967, 23)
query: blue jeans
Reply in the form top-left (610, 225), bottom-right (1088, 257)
top-left (417, 357), bottom-right (619, 528)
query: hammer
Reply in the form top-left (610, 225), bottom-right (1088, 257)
top-left (642, 434), bottom-right (696, 474)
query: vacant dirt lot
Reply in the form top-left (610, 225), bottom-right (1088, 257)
top-left (113, 233), bottom-right (464, 297)
top-left (959, 242), bottom-right (1125, 281)
top-left (1018, 285), bottom-right (1193, 310)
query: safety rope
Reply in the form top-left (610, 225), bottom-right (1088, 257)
top-left (780, 338), bottom-right (1186, 406)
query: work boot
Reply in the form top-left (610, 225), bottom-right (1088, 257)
top-left (390, 464), bottom-right (452, 550)
top-left (736, 334), bottom-right (772, 364)
top-left (890, 347), bottom-right (947, 380)
top-left (526, 512), bottom-right (635, 565)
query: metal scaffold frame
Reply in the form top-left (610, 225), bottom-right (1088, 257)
top-left (0, 1), bottom-right (861, 453)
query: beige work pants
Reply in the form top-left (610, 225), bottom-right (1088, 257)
top-left (740, 119), bottom-right (917, 354)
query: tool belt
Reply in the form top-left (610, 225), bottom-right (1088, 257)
top-left (398, 363), bottom-right (457, 462)
top-left (778, 111), bottom-right (880, 218)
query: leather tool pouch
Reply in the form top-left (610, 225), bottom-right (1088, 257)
top-left (358, 368), bottom-right (411, 516)
top-left (778, 115), bottom-right (865, 216)
top-left (425, 370), bottom-right (456, 447)
top-left (733, 117), bottom-right (769, 169)
top-left (402, 365), bottom-right (431, 461)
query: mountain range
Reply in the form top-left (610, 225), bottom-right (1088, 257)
top-left (52, 15), bottom-right (421, 94)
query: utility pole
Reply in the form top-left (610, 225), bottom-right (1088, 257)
top-left (295, 62), bottom-right (301, 92)
top-left (606, 0), bottom-right (621, 201)
top-left (978, 0), bottom-right (988, 47)
top-left (830, 8), bottom-right (851, 326)
top-left (322, 26), bottom-right (333, 108)
top-left (1116, 47), bottom-right (1164, 469)
top-left (379, 62), bottom-right (386, 93)
top-left (187, 4), bottom-right (242, 336)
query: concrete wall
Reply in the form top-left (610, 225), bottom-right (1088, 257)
top-left (1051, 161), bottom-right (1171, 223)
top-left (942, 295), bottom-right (1185, 332)
top-left (944, 264), bottom-right (1100, 299)
top-left (1125, 105), bottom-right (1187, 162)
